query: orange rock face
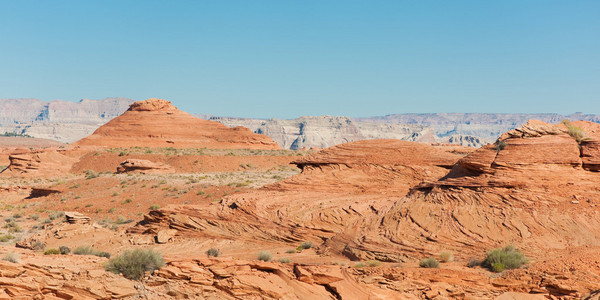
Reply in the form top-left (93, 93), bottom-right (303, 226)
top-left (73, 98), bottom-right (280, 149)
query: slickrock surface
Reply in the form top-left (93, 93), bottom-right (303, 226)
top-left (74, 98), bottom-right (280, 149)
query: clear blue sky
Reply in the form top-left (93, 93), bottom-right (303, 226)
top-left (1, 1), bottom-right (598, 118)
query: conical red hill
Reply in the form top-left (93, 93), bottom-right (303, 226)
top-left (73, 98), bottom-right (280, 149)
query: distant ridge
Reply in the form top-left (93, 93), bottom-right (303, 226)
top-left (1, 97), bottom-right (599, 148)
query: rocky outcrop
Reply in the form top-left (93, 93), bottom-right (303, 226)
top-left (0, 149), bottom-right (78, 177)
top-left (116, 159), bottom-right (175, 174)
top-left (74, 98), bottom-right (280, 149)
top-left (64, 211), bottom-right (91, 224)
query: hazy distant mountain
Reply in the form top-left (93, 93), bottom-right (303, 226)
top-left (0, 97), bottom-right (136, 142)
top-left (1, 98), bottom-right (598, 148)
top-left (355, 113), bottom-right (600, 144)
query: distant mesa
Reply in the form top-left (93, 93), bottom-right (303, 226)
top-left (73, 98), bottom-right (280, 149)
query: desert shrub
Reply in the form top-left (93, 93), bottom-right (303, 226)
top-left (73, 245), bottom-right (110, 258)
top-left (2, 252), bottom-right (19, 263)
top-left (467, 259), bottom-right (481, 268)
top-left (4, 220), bottom-right (22, 233)
top-left (366, 260), bottom-right (382, 267)
top-left (419, 258), bottom-right (440, 268)
top-left (149, 205), bottom-right (160, 210)
top-left (105, 248), bottom-right (165, 280)
top-left (48, 211), bottom-right (65, 221)
top-left (85, 170), bottom-right (98, 179)
top-left (439, 251), bottom-right (454, 263)
top-left (0, 234), bottom-right (15, 242)
top-left (285, 249), bottom-right (296, 254)
top-left (59, 246), bottom-right (71, 255)
top-left (257, 251), bottom-right (272, 262)
top-left (300, 241), bottom-right (314, 250)
top-left (354, 262), bottom-right (365, 268)
top-left (44, 248), bottom-right (60, 255)
top-left (277, 257), bottom-right (291, 263)
top-left (206, 248), bottom-right (219, 257)
top-left (494, 140), bottom-right (507, 152)
top-left (73, 245), bottom-right (95, 255)
top-left (32, 241), bottom-right (46, 251)
top-left (97, 251), bottom-right (111, 258)
top-left (29, 214), bottom-right (40, 220)
top-left (482, 245), bottom-right (527, 272)
top-left (562, 120), bottom-right (585, 143)
top-left (114, 216), bottom-right (133, 224)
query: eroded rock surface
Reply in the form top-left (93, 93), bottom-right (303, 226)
top-left (74, 98), bottom-right (280, 149)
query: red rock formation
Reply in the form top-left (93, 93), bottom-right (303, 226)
top-left (0, 149), bottom-right (78, 177)
top-left (73, 98), bottom-right (280, 149)
top-left (116, 159), bottom-right (175, 174)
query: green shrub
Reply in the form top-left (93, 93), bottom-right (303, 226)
top-left (467, 259), bottom-right (481, 268)
top-left (32, 241), bottom-right (46, 251)
top-left (439, 251), bottom-right (454, 263)
top-left (48, 211), bottom-right (65, 221)
top-left (29, 214), bottom-right (40, 220)
top-left (562, 120), bottom-right (585, 143)
top-left (206, 248), bottom-right (219, 257)
top-left (85, 170), bottom-right (98, 179)
top-left (2, 252), bottom-right (19, 263)
top-left (44, 248), bottom-right (60, 255)
top-left (149, 205), bottom-right (160, 210)
top-left (257, 251), bottom-right (272, 262)
top-left (366, 260), bottom-right (382, 267)
top-left (73, 245), bottom-right (110, 258)
top-left (277, 257), bottom-right (291, 263)
top-left (482, 245), bottom-right (527, 272)
top-left (285, 249), bottom-right (296, 254)
top-left (105, 248), bottom-right (165, 280)
top-left (0, 234), bottom-right (15, 242)
top-left (59, 246), bottom-right (71, 255)
top-left (354, 262), bottom-right (365, 268)
top-left (300, 241), bottom-right (314, 250)
top-left (419, 258), bottom-right (440, 268)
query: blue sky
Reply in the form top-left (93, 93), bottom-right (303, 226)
top-left (0, 1), bottom-right (598, 118)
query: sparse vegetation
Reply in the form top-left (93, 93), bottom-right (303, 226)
top-left (44, 248), bottom-right (61, 255)
top-left (2, 252), bottom-right (19, 263)
top-left (482, 245), bottom-right (527, 273)
top-left (59, 246), bottom-right (71, 255)
top-left (439, 251), bottom-right (454, 263)
top-left (0, 234), bottom-right (16, 242)
top-left (105, 248), bottom-right (165, 280)
top-left (300, 241), bottom-right (314, 250)
top-left (419, 258), bottom-right (440, 268)
top-left (562, 120), bottom-right (586, 144)
top-left (354, 262), bottom-right (365, 268)
top-left (494, 140), bottom-right (507, 152)
top-left (48, 211), bottom-right (65, 221)
top-left (285, 249), bottom-right (296, 254)
top-left (257, 251), bottom-right (272, 262)
top-left (149, 204), bottom-right (160, 210)
top-left (467, 259), bottom-right (481, 268)
top-left (206, 248), bottom-right (219, 257)
top-left (32, 241), bottom-right (46, 251)
top-left (365, 260), bottom-right (382, 267)
top-left (73, 245), bottom-right (110, 258)
top-left (277, 257), bottom-right (291, 263)
top-left (85, 170), bottom-right (99, 179)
